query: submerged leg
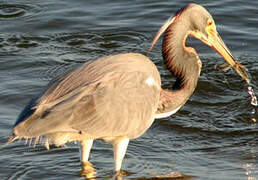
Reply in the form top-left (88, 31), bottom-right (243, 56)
top-left (112, 138), bottom-right (130, 172)
top-left (80, 139), bottom-right (95, 178)
top-left (80, 139), bottom-right (93, 162)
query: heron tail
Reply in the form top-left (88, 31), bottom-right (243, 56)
top-left (0, 135), bottom-right (19, 149)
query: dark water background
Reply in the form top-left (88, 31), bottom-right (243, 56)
top-left (0, 0), bottom-right (257, 179)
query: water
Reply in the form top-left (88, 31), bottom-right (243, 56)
top-left (0, 0), bottom-right (257, 179)
top-left (248, 86), bottom-right (257, 107)
top-left (247, 86), bottom-right (258, 123)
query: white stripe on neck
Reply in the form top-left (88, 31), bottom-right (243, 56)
top-left (155, 106), bottom-right (181, 119)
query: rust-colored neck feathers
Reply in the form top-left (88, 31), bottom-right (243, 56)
top-left (162, 6), bottom-right (201, 92)
top-left (156, 5), bottom-right (202, 117)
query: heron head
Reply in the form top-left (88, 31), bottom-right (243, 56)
top-left (186, 4), bottom-right (250, 83)
top-left (149, 3), bottom-right (250, 83)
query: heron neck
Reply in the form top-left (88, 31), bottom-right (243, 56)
top-left (157, 18), bottom-right (201, 116)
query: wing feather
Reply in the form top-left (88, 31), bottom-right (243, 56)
top-left (14, 53), bottom-right (161, 139)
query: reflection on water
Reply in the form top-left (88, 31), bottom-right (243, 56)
top-left (243, 142), bottom-right (257, 180)
top-left (80, 161), bottom-right (96, 179)
top-left (244, 163), bottom-right (257, 180)
top-left (80, 161), bottom-right (191, 180)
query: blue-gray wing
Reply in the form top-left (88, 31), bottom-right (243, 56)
top-left (14, 53), bottom-right (161, 139)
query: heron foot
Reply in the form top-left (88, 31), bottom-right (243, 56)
top-left (80, 161), bottom-right (96, 179)
top-left (113, 169), bottom-right (133, 179)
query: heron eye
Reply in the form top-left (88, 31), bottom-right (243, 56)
top-left (207, 19), bottom-right (213, 26)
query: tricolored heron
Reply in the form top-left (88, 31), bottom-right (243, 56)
top-left (10, 3), bottom-right (249, 174)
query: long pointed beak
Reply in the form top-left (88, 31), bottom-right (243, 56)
top-left (148, 14), bottom-right (250, 84)
top-left (196, 29), bottom-right (250, 83)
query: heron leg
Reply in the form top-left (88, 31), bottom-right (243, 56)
top-left (80, 139), bottom-right (95, 178)
top-left (112, 138), bottom-right (129, 172)
top-left (80, 139), bottom-right (93, 162)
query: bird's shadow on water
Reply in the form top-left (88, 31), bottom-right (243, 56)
top-left (80, 162), bottom-right (192, 180)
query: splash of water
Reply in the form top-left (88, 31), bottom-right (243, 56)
top-left (216, 62), bottom-right (257, 122)
top-left (247, 86), bottom-right (258, 106)
top-left (247, 86), bottom-right (257, 122)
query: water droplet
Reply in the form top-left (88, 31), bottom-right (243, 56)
top-left (247, 86), bottom-right (258, 106)
top-left (247, 86), bottom-right (257, 123)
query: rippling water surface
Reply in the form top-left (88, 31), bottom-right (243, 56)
top-left (0, 0), bottom-right (257, 179)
